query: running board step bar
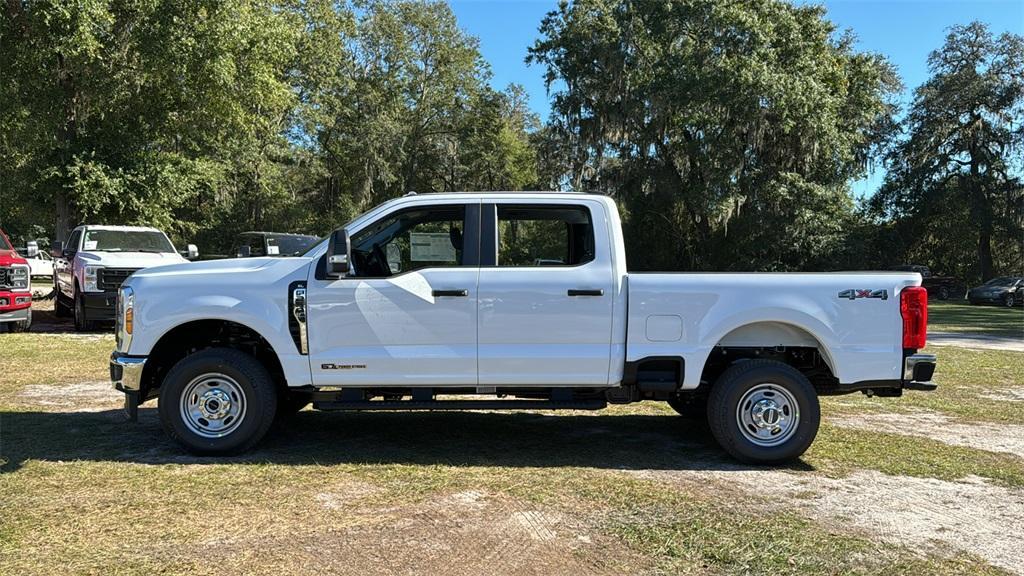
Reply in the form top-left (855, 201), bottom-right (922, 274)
top-left (312, 400), bottom-right (607, 411)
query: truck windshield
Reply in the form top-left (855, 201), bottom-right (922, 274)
top-left (83, 230), bottom-right (175, 253)
top-left (267, 234), bottom-right (319, 256)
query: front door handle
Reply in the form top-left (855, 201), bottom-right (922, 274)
top-left (568, 289), bottom-right (604, 297)
top-left (432, 289), bottom-right (468, 297)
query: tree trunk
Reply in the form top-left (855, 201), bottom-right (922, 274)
top-left (978, 228), bottom-right (993, 281)
top-left (55, 52), bottom-right (76, 242)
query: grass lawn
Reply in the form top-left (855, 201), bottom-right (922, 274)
top-left (928, 300), bottom-right (1024, 338)
top-left (1, 303), bottom-right (1021, 575)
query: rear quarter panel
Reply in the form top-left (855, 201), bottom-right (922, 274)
top-left (626, 273), bottom-right (920, 388)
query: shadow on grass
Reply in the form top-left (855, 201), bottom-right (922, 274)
top-left (0, 407), bottom-right (814, 474)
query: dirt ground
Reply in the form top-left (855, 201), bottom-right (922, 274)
top-left (3, 300), bottom-right (1023, 575)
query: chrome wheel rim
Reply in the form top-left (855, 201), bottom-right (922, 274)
top-left (736, 383), bottom-right (800, 447)
top-left (180, 373), bottom-right (247, 438)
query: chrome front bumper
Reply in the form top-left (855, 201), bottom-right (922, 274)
top-left (110, 352), bottom-right (147, 392)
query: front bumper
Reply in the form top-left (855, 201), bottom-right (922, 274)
top-left (0, 299), bottom-right (31, 323)
top-left (82, 290), bottom-right (118, 321)
top-left (111, 352), bottom-right (147, 421)
top-left (110, 352), bottom-right (147, 392)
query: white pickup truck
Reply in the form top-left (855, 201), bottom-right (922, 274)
top-left (53, 225), bottom-right (198, 331)
top-left (110, 192), bottom-right (937, 463)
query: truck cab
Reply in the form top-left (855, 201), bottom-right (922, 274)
top-left (110, 192), bottom-right (937, 463)
top-left (53, 225), bottom-right (198, 331)
top-left (0, 228), bottom-right (33, 332)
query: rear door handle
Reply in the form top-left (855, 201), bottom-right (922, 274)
top-left (568, 289), bottom-right (604, 297)
top-left (432, 289), bottom-right (468, 297)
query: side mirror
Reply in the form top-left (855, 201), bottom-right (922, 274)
top-left (51, 241), bottom-right (64, 259)
top-left (236, 245), bottom-right (251, 258)
top-left (186, 244), bottom-right (199, 260)
top-left (326, 228), bottom-right (351, 279)
top-left (26, 241), bottom-right (39, 258)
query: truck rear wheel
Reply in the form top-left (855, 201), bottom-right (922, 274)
top-left (159, 348), bottom-right (278, 455)
top-left (707, 359), bottom-right (820, 464)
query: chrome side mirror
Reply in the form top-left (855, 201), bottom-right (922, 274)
top-left (186, 244), bottom-right (199, 260)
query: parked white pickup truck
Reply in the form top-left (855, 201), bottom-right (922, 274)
top-left (110, 193), bottom-right (936, 463)
top-left (54, 225), bottom-right (198, 331)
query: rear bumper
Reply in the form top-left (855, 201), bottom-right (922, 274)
top-left (831, 353), bottom-right (938, 396)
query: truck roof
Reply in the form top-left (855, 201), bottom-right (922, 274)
top-left (79, 225), bottom-right (166, 233)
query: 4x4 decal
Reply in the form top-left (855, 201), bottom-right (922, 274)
top-left (838, 289), bottom-right (888, 300)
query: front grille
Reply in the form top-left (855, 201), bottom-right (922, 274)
top-left (0, 267), bottom-right (8, 289)
top-left (98, 268), bottom-right (139, 291)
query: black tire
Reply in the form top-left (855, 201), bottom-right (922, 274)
top-left (707, 359), bottom-right (820, 465)
top-left (158, 348), bottom-right (278, 455)
top-left (1005, 293), bottom-right (1016, 308)
top-left (73, 287), bottom-right (95, 331)
top-left (938, 286), bottom-right (950, 300)
top-left (7, 308), bottom-right (32, 333)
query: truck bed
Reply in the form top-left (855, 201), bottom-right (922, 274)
top-left (624, 272), bottom-right (921, 388)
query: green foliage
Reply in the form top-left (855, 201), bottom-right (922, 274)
top-left (0, 0), bottom-right (538, 254)
top-left (529, 0), bottom-right (900, 270)
top-left (1, 0), bottom-right (1018, 277)
top-left (871, 22), bottom-right (1024, 283)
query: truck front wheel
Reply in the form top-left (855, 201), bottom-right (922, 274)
top-left (707, 360), bottom-right (820, 464)
top-left (158, 348), bottom-right (278, 455)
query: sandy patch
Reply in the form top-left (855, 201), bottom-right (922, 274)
top-left (18, 381), bottom-right (121, 411)
top-left (297, 489), bottom-right (641, 576)
top-left (981, 386), bottom-right (1024, 402)
top-left (632, 468), bottom-right (1024, 575)
top-left (832, 410), bottom-right (1024, 459)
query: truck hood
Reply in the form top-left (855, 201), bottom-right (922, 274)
top-left (78, 251), bottom-right (189, 268)
top-left (127, 256), bottom-right (313, 285)
top-left (0, 249), bottom-right (27, 266)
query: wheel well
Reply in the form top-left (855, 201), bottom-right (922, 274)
top-left (139, 320), bottom-right (286, 401)
top-left (700, 346), bottom-right (837, 394)
top-left (703, 322), bottom-right (838, 395)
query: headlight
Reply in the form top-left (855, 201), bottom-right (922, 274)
top-left (116, 286), bottom-right (134, 352)
top-left (9, 265), bottom-right (29, 291)
top-left (84, 265), bottom-right (103, 292)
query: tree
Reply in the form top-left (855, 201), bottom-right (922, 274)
top-left (529, 0), bottom-right (899, 271)
top-left (0, 0), bottom-right (308, 246)
top-left (871, 22), bottom-right (1024, 282)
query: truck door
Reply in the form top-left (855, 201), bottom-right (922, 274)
top-left (306, 201), bottom-right (480, 387)
top-left (477, 200), bottom-right (615, 386)
top-left (55, 227), bottom-right (81, 299)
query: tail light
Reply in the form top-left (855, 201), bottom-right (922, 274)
top-left (901, 286), bottom-right (928, 349)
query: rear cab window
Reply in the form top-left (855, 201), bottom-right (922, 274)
top-left (496, 205), bottom-right (595, 267)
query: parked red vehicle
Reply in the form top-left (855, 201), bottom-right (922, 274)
top-left (0, 228), bottom-right (32, 332)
